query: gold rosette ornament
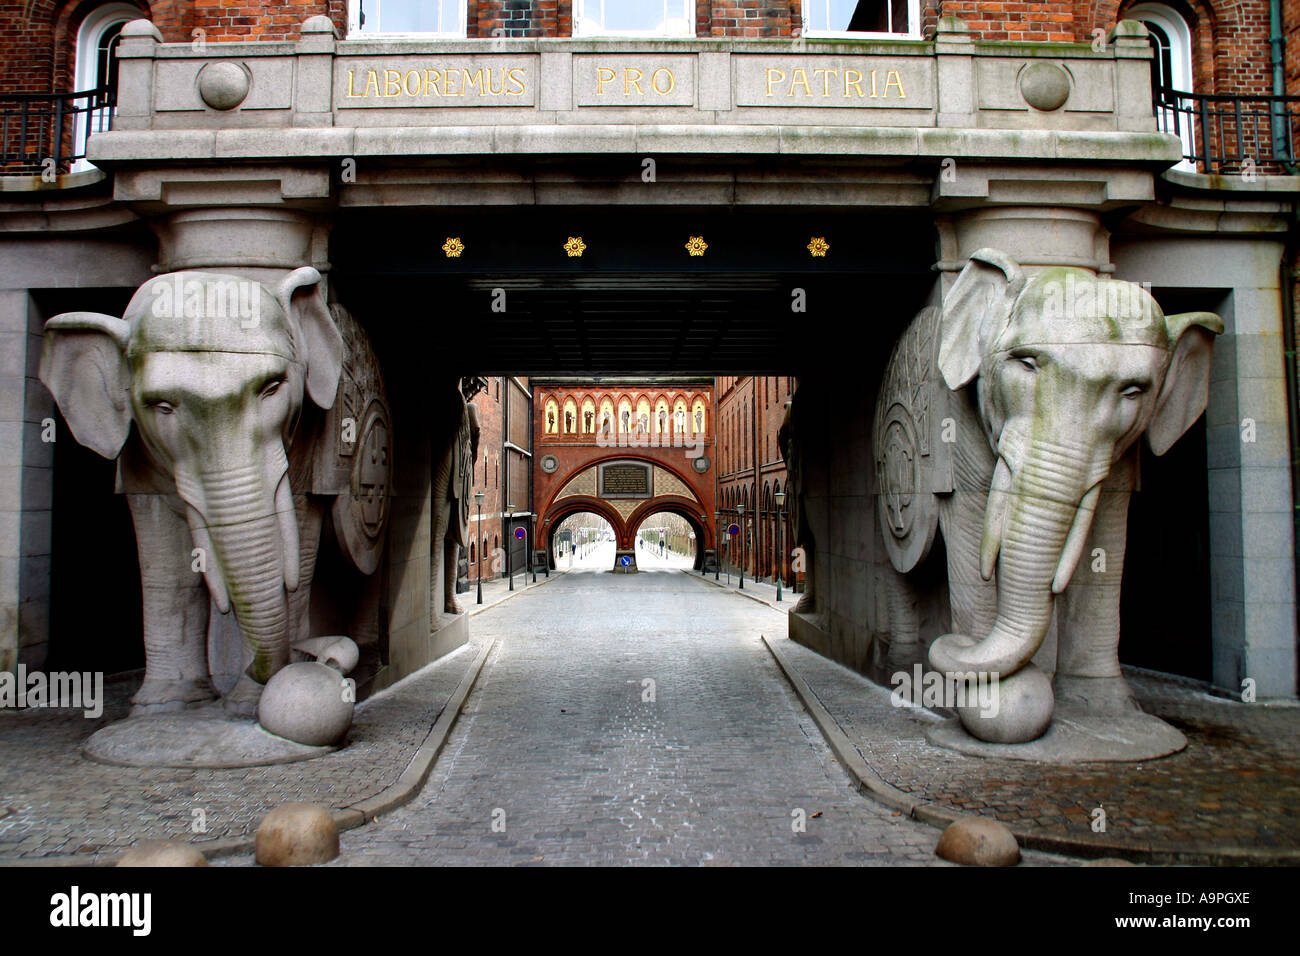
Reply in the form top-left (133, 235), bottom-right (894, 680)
top-left (442, 237), bottom-right (465, 258)
top-left (685, 236), bottom-right (708, 257)
top-left (807, 237), bottom-right (830, 257)
top-left (564, 237), bottom-right (587, 257)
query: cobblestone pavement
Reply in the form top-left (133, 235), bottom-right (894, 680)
top-left (774, 636), bottom-right (1300, 858)
top-left (0, 642), bottom-right (477, 861)
top-left (219, 569), bottom-right (1069, 866)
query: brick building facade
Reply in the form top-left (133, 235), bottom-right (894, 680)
top-left (716, 376), bottom-right (795, 586)
top-left (465, 376), bottom-right (533, 590)
top-left (0, 0), bottom-right (1289, 98)
top-left (532, 379), bottom-right (716, 571)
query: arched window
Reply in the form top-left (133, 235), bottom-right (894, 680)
top-left (1129, 3), bottom-right (1195, 167)
top-left (74, 4), bottom-right (143, 169)
top-left (470, 541), bottom-right (476, 563)
top-left (544, 399), bottom-right (559, 435)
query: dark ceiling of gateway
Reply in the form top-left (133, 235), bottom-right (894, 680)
top-left (330, 207), bottom-right (937, 376)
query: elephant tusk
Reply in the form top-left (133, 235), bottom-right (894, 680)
top-left (275, 474), bottom-right (300, 593)
top-left (1052, 483), bottom-right (1102, 594)
top-left (980, 457), bottom-right (1013, 581)
top-left (184, 505), bottom-right (231, 614)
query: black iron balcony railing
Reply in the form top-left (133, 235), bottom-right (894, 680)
top-left (1155, 85), bottom-right (1300, 173)
top-left (0, 86), bottom-right (114, 176)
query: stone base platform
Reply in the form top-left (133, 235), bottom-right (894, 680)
top-left (924, 707), bottom-right (1187, 764)
top-left (83, 705), bottom-right (335, 770)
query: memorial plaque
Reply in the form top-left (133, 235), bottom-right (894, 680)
top-left (599, 461), bottom-right (652, 499)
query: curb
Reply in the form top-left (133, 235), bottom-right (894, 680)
top-left (1, 638), bottom-right (496, 867)
top-left (468, 567), bottom-right (566, 618)
top-left (684, 568), bottom-right (790, 613)
top-left (761, 634), bottom-right (1300, 867)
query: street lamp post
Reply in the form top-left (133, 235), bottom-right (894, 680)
top-left (736, 502), bottom-right (745, 590)
top-left (531, 516), bottom-right (538, 583)
top-left (506, 503), bottom-right (516, 591)
top-left (774, 490), bottom-right (785, 603)
top-left (714, 512), bottom-right (722, 581)
top-left (475, 491), bottom-right (485, 605)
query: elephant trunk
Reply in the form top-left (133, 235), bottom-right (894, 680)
top-left (931, 436), bottom-right (1103, 677)
top-left (183, 462), bottom-right (298, 684)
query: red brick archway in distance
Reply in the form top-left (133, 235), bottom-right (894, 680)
top-left (538, 457), bottom-right (716, 572)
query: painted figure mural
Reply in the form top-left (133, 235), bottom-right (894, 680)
top-left (873, 249), bottom-right (1222, 757)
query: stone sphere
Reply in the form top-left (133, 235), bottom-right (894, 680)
top-left (935, 817), bottom-right (1021, 867)
top-left (957, 663), bottom-right (1054, 744)
top-left (258, 661), bottom-right (354, 747)
top-left (116, 839), bottom-right (208, 867)
top-left (197, 61), bottom-right (250, 111)
top-left (255, 802), bottom-right (339, 866)
top-left (1020, 62), bottom-right (1071, 112)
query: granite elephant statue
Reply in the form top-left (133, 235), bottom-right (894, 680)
top-left (39, 267), bottom-right (392, 719)
top-left (874, 248), bottom-right (1221, 749)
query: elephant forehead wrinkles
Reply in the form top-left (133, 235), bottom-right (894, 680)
top-left (135, 352), bottom-right (296, 402)
top-left (129, 313), bottom-right (294, 359)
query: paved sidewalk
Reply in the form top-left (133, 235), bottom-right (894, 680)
top-left (0, 637), bottom-right (485, 863)
top-left (769, 634), bottom-right (1300, 864)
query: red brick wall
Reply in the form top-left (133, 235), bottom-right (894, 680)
top-left (716, 375), bottom-right (793, 582)
top-left (701, 1), bottom-right (800, 38)
top-left (470, 1), bottom-right (572, 38)
top-left (941, 1), bottom-right (1076, 43)
top-left (531, 384), bottom-right (716, 555)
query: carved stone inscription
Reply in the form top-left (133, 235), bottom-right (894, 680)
top-left (599, 461), bottom-right (652, 499)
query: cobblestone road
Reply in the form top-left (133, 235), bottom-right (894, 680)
top-left (312, 569), bottom-right (1067, 866)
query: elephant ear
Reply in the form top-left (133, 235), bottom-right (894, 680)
top-left (1147, 310), bottom-right (1224, 456)
top-left (38, 312), bottom-right (133, 459)
top-left (937, 248), bottom-right (1024, 391)
top-left (278, 266), bottom-right (345, 410)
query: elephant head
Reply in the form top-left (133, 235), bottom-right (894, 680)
top-left (39, 268), bottom-right (344, 701)
top-left (927, 249), bottom-right (1222, 680)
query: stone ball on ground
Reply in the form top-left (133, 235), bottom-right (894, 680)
top-left (935, 816), bottom-right (1021, 866)
top-left (255, 802), bottom-right (339, 866)
top-left (257, 661), bottom-right (354, 747)
top-left (957, 663), bottom-right (1054, 744)
top-left (116, 840), bottom-right (208, 867)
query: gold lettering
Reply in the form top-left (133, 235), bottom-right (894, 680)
top-left (384, 69), bottom-right (401, 97)
top-left (346, 70), bottom-right (363, 98)
top-left (884, 70), bottom-right (906, 98)
top-left (403, 70), bottom-right (421, 96)
top-left (463, 68), bottom-right (485, 95)
top-left (423, 69), bottom-right (442, 96)
top-left (789, 68), bottom-right (812, 97)
top-left (363, 70), bottom-right (380, 98)
top-left (624, 67), bottom-right (644, 96)
top-left (507, 67), bottom-right (527, 95)
top-left (844, 69), bottom-right (864, 97)
top-left (766, 68), bottom-right (786, 96)
top-left (870, 69), bottom-right (878, 98)
top-left (596, 67), bottom-right (616, 95)
top-left (445, 68), bottom-right (461, 96)
top-left (487, 67), bottom-right (506, 95)
top-left (812, 68), bottom-right (838, 97)
top-left (652, 68), bottom-right (675, 95)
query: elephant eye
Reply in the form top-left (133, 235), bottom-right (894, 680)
top-left (1009, 352), bottom-right (1038, 372)
top-left (147, 400), bottom-right (175, 415)
top-left (260, 379), bottom-right (285, 399)
top-left (1121, 383), bottom-right (1148, 398)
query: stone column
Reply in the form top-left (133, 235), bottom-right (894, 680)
top-left (1113, 233), bottom-right (1299, 699)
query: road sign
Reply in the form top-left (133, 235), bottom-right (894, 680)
top-left (514, 527), bottom-right (526, 540)
top-left (620, 555), bottom-right (632, 567)
top-left (728, 524), bottom-right (740, 536)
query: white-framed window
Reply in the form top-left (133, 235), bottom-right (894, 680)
top-left (801, 0), bottom-right (920, 38)
top-left (349, 0), bottom-right (467, 37)
top-left (574, 1), bottom-right (694, 38)
top-left (73, 3), bottom-right (143, 170)
top-left (1129, 3), bottom-right (1195, 169)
